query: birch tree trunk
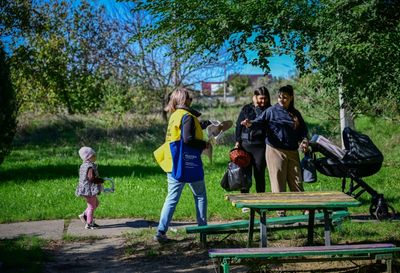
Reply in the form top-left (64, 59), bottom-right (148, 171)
top-left (338, 85), bottom-right (354, 148)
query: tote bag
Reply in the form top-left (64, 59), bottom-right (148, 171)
top-left (301, 153), bottom-right (317, 183)
top-left (170, 116), bottom-right (204, 182)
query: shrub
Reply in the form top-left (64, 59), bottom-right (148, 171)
top-left (0, 45), bottom-right (18, 165)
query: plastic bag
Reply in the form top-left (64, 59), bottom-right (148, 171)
top-left (220, 162), bottom-right (252, 191)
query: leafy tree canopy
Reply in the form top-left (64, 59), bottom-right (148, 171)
top-left (132, 0), bottom-right (400, 117)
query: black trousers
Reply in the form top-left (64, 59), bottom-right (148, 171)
top-left (241, 142), bottom-right (266, 193)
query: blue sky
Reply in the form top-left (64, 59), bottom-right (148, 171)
top-left (97, 0), bottom-right (297, 79)
top-left (241, 55), bottom-right (296, 78)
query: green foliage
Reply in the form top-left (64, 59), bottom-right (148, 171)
top-left (132, 0), bottom-right (400, 118)
top-left (132, 0), bottom-right (280, 70)
top-left (0, 0), bottom-right (32, 40)
top-left (102, 79), bottom-right (164, 115)
top-left (304, 0), bottom-right (400, 118)
top-left (294, 74), bottom-right (342, 135)
top-left (130, 85), bottom-right (165, 115)
top-left (0, 46), bottom-right (17, 165)
top-left (8, 0), bottom-right (116, 114)
top-left (102, 78), bottom-right (133, 113)
top-left (228, 74), bottom-right (250, 97)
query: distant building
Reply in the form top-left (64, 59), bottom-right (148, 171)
top-left (201, 81), bottom-right (225, 96)
top-left (201, 74), bottom-right (272, 96)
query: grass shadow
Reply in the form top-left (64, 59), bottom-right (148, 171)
top-left (0, 236), bottom-right (46, 273)
top-left (14, 115), bottom-right (166, 148)
top-left (0, 164), bottom-right (163, 183)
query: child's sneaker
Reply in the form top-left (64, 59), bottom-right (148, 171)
top-left (85, 223), bottom-right (98, 230)
top-left (91, 221), bottom-right (100, 228)
top-left (78, 213), bottom-right (87, 224)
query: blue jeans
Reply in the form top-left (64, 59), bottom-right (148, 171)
top-left (157, 173), bottom-right (207, 234)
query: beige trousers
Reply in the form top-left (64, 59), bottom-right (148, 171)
top-left (266, 144), bottom-right (304, 193)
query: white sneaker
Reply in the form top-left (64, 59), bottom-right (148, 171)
top-left (91, 222), bottom-right (100, 228)
top-left (85, 223), bottom-right (98, 230)
top-left (242, 208), bottom-right (250, 213)
top-left (78, 214), bottom-right (87, 224)
top-left (153, 233), bottom-right (168, 242)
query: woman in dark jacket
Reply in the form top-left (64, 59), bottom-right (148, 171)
top-left (241, 85), bottom-right (309, 216)
top-left (235, 86), bottom-right (271, 193)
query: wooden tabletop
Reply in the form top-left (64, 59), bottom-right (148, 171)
top-left (225, 191), bottom-right (361, 210)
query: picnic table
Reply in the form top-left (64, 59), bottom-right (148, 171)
top-left (225, 191), bottom-right (361, 247)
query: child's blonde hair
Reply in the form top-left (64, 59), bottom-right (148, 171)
top-left (164, 88), bottom-right (190, 113)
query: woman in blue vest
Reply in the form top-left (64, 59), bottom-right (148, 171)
top-left (234, 86), bottom-right (271, 193)
top-left (153, 88), bottom-right (210, 242)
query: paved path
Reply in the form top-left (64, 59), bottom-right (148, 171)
top-left (0, 214), bottom-right (388, 240)
top-left (0, 218), bottom-right (199, 240)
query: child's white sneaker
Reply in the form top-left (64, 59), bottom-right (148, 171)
top-left (91, 221), bottom-right (100, 228)
top-left (85, 223), bottom-right (98, 230)
top-left (78, 214), bottom-right (87, 224)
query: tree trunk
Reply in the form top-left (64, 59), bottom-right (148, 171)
top-left (338, 85), bottom-right (354, 148)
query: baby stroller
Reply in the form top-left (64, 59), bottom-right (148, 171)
top-left (309, 127), bottom-right (396, 220)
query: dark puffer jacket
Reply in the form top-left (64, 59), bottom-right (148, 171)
top-left (235, 103), bottom-right (267, 145)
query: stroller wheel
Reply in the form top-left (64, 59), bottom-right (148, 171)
top-left (369, 203), bottom-right (396, 221)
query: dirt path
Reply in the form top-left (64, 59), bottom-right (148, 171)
top-left (42, 235), bottom-right (391, 273)
top-left (43, 237), bottom-right (219, 273)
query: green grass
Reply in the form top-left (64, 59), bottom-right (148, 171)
top-left (0, 236), bottom-right (47, 273)
top-left (0, 110), bottom-right (399, 244)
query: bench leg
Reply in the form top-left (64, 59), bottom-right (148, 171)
top-left (323, 209), bottom-right (332, 246)
top-left (200, 232), bottom-right (207, 248)
top-left (247, 209), bottom-right (255, 248)
top-left (260, 210), bottom-right (267, 248)
top-left (377, 253), bottom-right (394, 273)
top-left (221, 258), bottom-right (230, 273)
top-left (307, 209), bottom-right (315, 245)
top-left (375, 253), bottom-right (394, 273)
top-left (386, 258), bottom-right (392, 273)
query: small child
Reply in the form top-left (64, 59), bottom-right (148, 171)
top-left (75, 146), bottom-right (104, 229)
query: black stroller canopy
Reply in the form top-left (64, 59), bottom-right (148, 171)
top-left (342, 127), bottom-right (384, 165)
top-left (311, 127), bottom-right (383, 178)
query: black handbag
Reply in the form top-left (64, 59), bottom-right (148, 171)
top-left (220, 162), bottom-right (252, 191)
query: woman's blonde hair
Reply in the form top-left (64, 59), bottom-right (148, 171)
top-left (164, 88), bottom-right (190, 113)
